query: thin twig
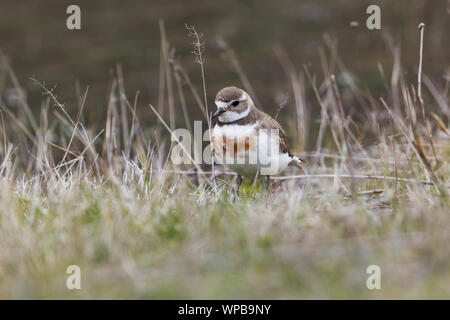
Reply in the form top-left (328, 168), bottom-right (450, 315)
top-left (0, 110), bottom-right (6, 156)
top-left (271, 174), bottom-right (438, 186)
top-left (417, 23), bottom-right (439, 167)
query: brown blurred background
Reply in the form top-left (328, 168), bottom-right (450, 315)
top-left (0, 0), bottom-right (449, 146)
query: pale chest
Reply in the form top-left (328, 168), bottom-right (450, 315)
top-left (211, 123), bottom-right (258, 161)
top-left (210, 123), bottom-right (291, 176)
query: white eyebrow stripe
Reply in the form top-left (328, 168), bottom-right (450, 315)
top-left (215, 100), bottom-right (229, 109)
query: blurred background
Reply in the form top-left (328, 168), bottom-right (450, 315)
top-left (0, 0), bottom-right (449, 148)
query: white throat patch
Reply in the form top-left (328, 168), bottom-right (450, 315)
top-left (218, 106), bottom-right (251, 123)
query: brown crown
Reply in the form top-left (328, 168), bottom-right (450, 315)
top-left (215, 86), bottom-right (244, 102)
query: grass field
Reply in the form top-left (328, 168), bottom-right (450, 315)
top-left (0, 26), bottom-right (449, 299)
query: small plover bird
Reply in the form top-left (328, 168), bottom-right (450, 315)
top-left (211, 86), bottom-right (303, 186)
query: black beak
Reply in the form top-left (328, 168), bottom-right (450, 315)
top-left (211, 108), bottom-right (225, 120)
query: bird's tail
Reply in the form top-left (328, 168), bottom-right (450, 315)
top-left (288, 155), bottom-right (305, 170)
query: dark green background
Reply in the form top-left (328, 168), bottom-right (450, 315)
top-left (0, 0), bottom-right (448, 132)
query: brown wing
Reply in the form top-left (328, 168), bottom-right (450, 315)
top-left (255, 109), bottom-right (294, 157)
top-left (218, 105), bottom-right (302, 160)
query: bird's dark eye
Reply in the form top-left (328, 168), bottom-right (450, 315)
top-left (231, 100), bottom-right (240, 107)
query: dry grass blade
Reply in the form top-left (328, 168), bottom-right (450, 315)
top-left (431, 112), bottom-right (450, 137)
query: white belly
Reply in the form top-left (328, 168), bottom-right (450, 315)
top-left (211, 124), bottom-right (292, 177)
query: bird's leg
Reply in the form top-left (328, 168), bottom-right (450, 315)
top-left (233, 175), bottom-right (243, 198)
top-left (263, 175), bottom-right (271, 191)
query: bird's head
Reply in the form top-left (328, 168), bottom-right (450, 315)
top-left (211, 86), bottom-right (254, 123)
